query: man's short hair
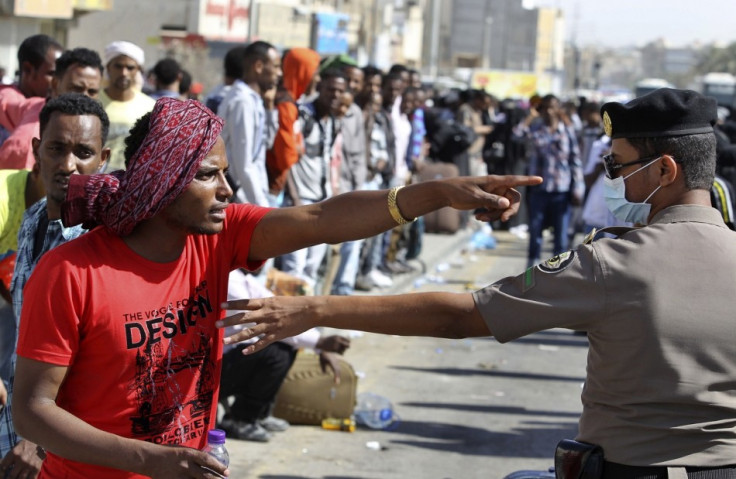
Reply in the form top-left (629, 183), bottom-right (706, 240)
top-left (17, 34), bottom-right (62, 69)
top-left (39, 93), bottom-right (110, 145)
top-left (153, 58), bottom-right (181, 85)
top-left (224, 46), bottom-right (247, 80)
top-left (179, 70), bottom-right (192, 96)
top-left (362, 65), bottom-right (383, 79)
top-left (388, 64), bottom-right (408, 76)
top-left (320, 67), bottom-right (347, 84)
top-left (628, 133), bottom-right (717, 191)
top-left (243, 41), bottom-right (275, 71)
top-left (403, 86), bottom-right (420, 97)
top-left (55, 48), bottom-right (104, 78)
top-left (381, 72), bottom-right (403, 88)
top-left (124, 112), bottom-right (152, 168)
top-left (580, 101), bottom-right (601, 115)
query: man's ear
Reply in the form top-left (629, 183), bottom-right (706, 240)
top-left (50, 76), bottom-right (59, 97)
top-left (31, 137), bottom-right (41, 163)
top-left (254, 59), bottom-right (264, 75)
top-left (658, 154), bottom-right (678, 186)
top-left (20, 61), bottom-right (34, 77)
top-left (98, 147), bottom-right (111, 172)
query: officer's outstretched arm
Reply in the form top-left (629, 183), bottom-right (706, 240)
top-left (218, 292), bottom-right (492, 354)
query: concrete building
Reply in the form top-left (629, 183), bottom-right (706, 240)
top-left (534, 7), bottom-right (564, 92)
top-left (443, 0), bottom-right (540, 71)
top-left (640, 38), bottom-right (701, 86)
top-left (66, 0), bottom-right (395, 91)
top-left (423, 0), bottom-right (563, 95)
top-left (563, 44), bottom-right (642, 97)
top-left (0, 0), bottom-right (113, 79)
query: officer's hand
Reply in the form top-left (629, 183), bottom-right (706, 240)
top-left (218, 297), bottom-right (316, 354)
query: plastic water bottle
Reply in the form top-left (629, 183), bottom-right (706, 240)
top-left (469, 224), bottom-right (497, 250)
top-left (354, 392), bottom-right (395, 429)
top-left (203, 429), bottom-right (229, 467)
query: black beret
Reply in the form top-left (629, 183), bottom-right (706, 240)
top-left (601, 88), bottom-right (717, 139)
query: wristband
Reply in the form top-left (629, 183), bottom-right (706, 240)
top-left (387, 186), bottom-right (416, 225)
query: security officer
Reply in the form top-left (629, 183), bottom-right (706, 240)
top-left (220, 88), bottom-right (736, 479)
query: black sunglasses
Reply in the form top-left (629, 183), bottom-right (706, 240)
top-left (602, 154), bottom-right (661, 179)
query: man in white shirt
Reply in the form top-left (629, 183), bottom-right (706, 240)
top-left (218, 41), bottom-right (282, 207)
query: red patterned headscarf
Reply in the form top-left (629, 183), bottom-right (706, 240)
top-left (62, 97), bottom-right (224, 236)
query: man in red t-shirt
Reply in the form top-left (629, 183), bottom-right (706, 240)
top-left (13, 97), bottom-right (540, 479)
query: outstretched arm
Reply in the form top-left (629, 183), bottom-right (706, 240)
top-left (217, 292), bottom-right (492, 354)
top-left (248, 174), bottom-right (542, 261)
top-left (13, 358), bottom-right (229, 479)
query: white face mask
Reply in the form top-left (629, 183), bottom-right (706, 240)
top-left (603, 157), bottom-right (662, 225)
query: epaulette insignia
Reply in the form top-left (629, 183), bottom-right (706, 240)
top-left (582, 226), bottom-right (639, 244)
top-left (538, 251), bottom-right (576, 274)
top-left (583, 228), bottom-right (597, 245)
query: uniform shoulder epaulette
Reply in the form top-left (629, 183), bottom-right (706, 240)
top-left (582, 226), bottom-right (639, 245)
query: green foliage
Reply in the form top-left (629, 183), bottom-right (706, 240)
top-left (695, 43), bottom-right (736, 75)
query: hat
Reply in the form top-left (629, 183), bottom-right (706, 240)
top-left (104, 41), bottom-right (145, 67)
top-left (319, 54), bottom-right (357, 73)
top-left (601, 88), bottom-right (717, 139)
top-left (62, 98), bottom-right (223, 236)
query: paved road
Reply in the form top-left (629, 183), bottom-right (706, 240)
top-left (225, 229), bottom-right (588, 479)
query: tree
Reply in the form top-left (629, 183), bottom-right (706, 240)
top-left (695, 43), bottom-right (736, 75)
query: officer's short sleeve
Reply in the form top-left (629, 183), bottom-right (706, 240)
top-left (472, 244), bottom-right (605, 343)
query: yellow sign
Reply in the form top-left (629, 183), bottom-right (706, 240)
top-left (471, 70), bottom-right (540, 99)
top-left (73, 0), bottom-right (114, 10)
top-left (15, 0), bottom-right (73, 18)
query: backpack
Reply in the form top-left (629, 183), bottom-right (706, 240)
top-left (427, 115), bottom-right (477, 162)
top-left (711, 175), bottom-right (736, 230)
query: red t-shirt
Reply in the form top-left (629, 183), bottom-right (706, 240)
top-left (17, 203), bottom-right (270, 479)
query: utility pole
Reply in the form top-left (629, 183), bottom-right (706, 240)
top-left (570, 1), bottom-right (580, 92)
top-left (482, 15), bottom-right (493, 69)
top-left (247, 0), bottom-right (256, 42)
top-left (428, 0), bottom-right (441, 78)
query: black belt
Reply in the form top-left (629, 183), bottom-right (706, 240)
top-left (603, 462), bottom-right (736, 479)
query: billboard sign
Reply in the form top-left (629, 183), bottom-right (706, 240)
top-left (312, 12), bottom-right (349, 55)
top-left (471, 69), bottom-right (544, 99)
top-left (199, 0), bottom-right (250, 42)
top-left (14, 0), bottom-right (73, 18)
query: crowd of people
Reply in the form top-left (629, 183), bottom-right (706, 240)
top-left (0, 33), bottom-right (540, 478)
top-left (1, 30), bottom-right (736, 479)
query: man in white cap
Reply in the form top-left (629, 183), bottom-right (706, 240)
top-left (99, 41), bottom-right (155, 171)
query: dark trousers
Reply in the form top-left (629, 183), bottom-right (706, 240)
top-left (219, 342), bottom-right (297, 423)
top-left (603, 462), bottom-right (736, 479)
top-left (527, 188), bottom-right (571, 265)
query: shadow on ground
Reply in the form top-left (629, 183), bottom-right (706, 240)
top-left (384, 418), bottom-right (576, 458)
top-left (391, 365), bottom-right (586, 383)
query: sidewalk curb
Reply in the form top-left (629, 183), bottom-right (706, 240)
top-left (388, 228), bottom-right (475, 294)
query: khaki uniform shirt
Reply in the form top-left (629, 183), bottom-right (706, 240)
top-left (473, 204), bottom-right (736, 466)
